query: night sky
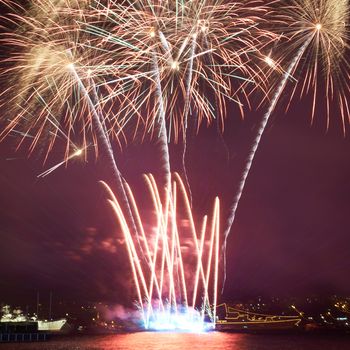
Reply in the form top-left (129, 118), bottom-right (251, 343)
top-left (1, 91), bottom-right (350, 306)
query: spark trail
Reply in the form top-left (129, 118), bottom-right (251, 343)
top-left (181, 35), bottom-right (196, 205)
top-left (152, 53), bottom-right (171, 192)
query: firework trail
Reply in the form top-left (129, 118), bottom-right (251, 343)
top-left (221, 38), bottom-right (312, 290)
top-left (37, 148), bottom-right (84, 177)
top-left (152, 53), bottom-right (171, 192)
top-left (0, 0), bottom-right (286, 304)
top-left (0, 0), bottom-right (276, 168)
top-left (81, 0), bottom-right (275, 201)
top-left (0, 1), bottom-right (96, 159)
top-left (181, 36), bottom-right (196, 205)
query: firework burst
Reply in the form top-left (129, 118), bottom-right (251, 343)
top-left (276, 0), bottom-right (350, 131)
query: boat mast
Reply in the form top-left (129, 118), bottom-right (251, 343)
top-left (36, 292), bottom-right (39, 318)
top-left (49, 291), bottom-right (52, 320)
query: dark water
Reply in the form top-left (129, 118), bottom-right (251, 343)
top-left (1, 332), bottom-right (350, 350)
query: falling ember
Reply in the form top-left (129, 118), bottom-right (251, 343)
top-left (102, 173), bottom-right (220, 332)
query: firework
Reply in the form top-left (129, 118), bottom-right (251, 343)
top-left (279, 0), bottom-right (350, 131)
top-left (4, 0), bottom-right (338, 309)
top-left (222, 0), bottom-right (350, 289)
top-left (102, 173), bottom-right (220, 331)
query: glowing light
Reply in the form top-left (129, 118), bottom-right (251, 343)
top-left (315, 23), bottom-right (322, 31)
top-left (148, 308), bottom-right (214, 332)
top-left (37, 146), bottom-right (85, 178)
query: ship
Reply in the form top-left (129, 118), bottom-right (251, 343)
top-left (215, 303), bottom-right (302, 332)
top-left (36, 318), bottom-right (67, 332)
top-left (0, 306), bottom-right (47, 342)
top-left (1, 305), bottom-right (67, 333)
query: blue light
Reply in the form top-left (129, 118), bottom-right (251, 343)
top-left (144, 306), bottom-right (215, 333)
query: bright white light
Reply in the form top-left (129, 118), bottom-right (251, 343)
top-left (315, 23), bottom-right (322, 31)
top-left (145, 307), bottom-right (214, 333)
top-left (171, 61), bottom-right (179, 70)
top-left (264, 56), bottom-right (275, 67)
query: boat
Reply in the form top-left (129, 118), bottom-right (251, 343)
top-left (1, 304), bottom-right (67, 333)
top-left (35, 292), bottom-right (69, 333)
top-left (36, 318), bottom-right (67, 332)
top-left (215, 303), bottom-right (302, 332)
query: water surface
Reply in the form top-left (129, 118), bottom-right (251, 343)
top-left (1, 332), bottom-right (350, 350)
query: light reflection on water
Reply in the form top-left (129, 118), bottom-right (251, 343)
top-left (1, 332), bottom-right (350, 350)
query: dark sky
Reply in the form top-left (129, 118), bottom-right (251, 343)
top-left (1, 91), bottom-right (350, 306)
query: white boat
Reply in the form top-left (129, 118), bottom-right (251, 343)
top-left (37, 319), bottom-right (67, 332)
top-left (1, 305), bottom-right (67, 332)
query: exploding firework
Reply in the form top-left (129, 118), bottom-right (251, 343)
top-left (102, 173), bottom-right (220, 331)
